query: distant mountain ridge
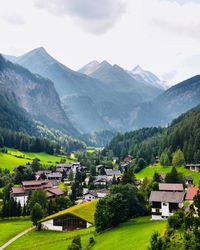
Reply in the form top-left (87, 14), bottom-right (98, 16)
top-left (128, 75), bottom-right (200, 129)
top-left (5, 48), bottom-right (200, 137)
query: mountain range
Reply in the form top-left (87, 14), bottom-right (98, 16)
top-left (6, 47), bottom-right (164, 133)
top-left (3, 47), bottom-right (200, 144)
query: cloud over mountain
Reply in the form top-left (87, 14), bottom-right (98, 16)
top-left (33, 0), bottom-right (127, 34)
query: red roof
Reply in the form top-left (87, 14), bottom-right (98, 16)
top-left (186, 186), bottom-right (199, 200)
top-left (11, 187), bottom-right (25, 194)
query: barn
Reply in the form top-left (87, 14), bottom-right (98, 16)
top-left (40, 200), bottom-right (97, 231)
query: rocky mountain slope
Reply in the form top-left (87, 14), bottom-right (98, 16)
top-left (0, 55), bottom-right (78, 136)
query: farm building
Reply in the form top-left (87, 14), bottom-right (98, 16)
top-left (40, 200), bottom-right (97, 231)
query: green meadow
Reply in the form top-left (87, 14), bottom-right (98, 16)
top-left (135, 163), bottom-right (200, 185)
top-left (0, 148), bottom-right (74, 171)
top-left (0, 217), bottom-right (32, 247)
top-left (6, 216), bottom-right (166, 250)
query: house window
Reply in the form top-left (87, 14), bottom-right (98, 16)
top-left (163, 203), bottom-right (167, 206)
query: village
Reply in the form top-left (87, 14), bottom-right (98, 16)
top-left (8, 151), bottom-right (199, 232)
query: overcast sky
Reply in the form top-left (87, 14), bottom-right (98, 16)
top-left (0, 0), bottom-right (200, 85)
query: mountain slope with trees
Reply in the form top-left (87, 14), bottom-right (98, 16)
top-left (106, 104), bottom-right (200, 164)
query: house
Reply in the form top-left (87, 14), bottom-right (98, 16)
top-left (105, 169), bottom-right (121, 178)
top-left (124, 155), bottom-right (133, 163)
top-left (56, 164), bottom-right (71, 173)
top-left (84, 190), bottom-right (98, 201)
top-left (35, 170), bottom-right (52, 180)
top-left (158, 183), bottom-right (184, 192)
top-left (94, 175), bottom-right (107, 186)
top-left (186, 164), bottom-right (200, 172)
top-left (40, 200), bottom-right (97, 231)
top-left (46, 187), bottom-right (65, 199)
top-left (10, 187), bottom-right (28, 207)
top-left (185, 176), bottom-right (194, 186)
top-left (83, 189), bottom-right (109, 201)
top-left (149, 183), bottom-right (185, 220)
top-left (10, 180), bottom-right (63, 206)
top-left (185, 186), bottom-right (199, 204)
top-left (46, 172), bottom-right (62, 181)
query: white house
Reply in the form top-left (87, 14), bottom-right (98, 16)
top-left (149, 183), bottom-right (185, 220)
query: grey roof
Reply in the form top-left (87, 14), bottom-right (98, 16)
top-left (47, 172), bottom-right (62, 178)
top-left (159, 183), bottom-right (184, 191)
top-left (105, 169), bottom-right (121, 176)
top-left (149, 191), bottom-right (185, 203)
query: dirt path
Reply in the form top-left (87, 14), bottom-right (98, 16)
top-left (0, 226), bottom-right (35, 250)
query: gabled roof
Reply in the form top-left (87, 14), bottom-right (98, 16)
top-left (40, 200), bottom-right (97, 224)
top-left (185, 186), bottom-right (199, 200)
top-left (11, 187), bottom-right (25, 194)
top-left (149, 191), bottom-right (185, 203)
top-left (159, 183), bottom-right (184, 191)
top-left (46, 187), bottom-right (64, 198)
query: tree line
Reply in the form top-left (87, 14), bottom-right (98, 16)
top-left (0, 128), bottom-right (60, 154)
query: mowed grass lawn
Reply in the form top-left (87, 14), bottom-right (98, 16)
top-left (7, 217), bottom-right (166, 250)
top-left (0, 217), bottom-right (32, 247)
top-left (135, 164), bottom-right (200, 185)
top-left (93, 216), bottom-right (166, 250)
top-left (6, 227), bottom-right (95, 250)
top-left (0, 148), bottom-right (74, 171)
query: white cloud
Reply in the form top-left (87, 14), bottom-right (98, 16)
top-left (0, 13), bottom-right (25, 25)
top-left (33, 0), bottom-right (127, 34)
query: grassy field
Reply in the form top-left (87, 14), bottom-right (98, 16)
top-left (6, 227), bottom-right (94, 250)
top-left (6, 216), bottom-right (166, 250)
top-left (0, 148), bottom-right (74, 171)
top-left (135, 164), bottom-right (200, 185)
top-left (0, 217), bottom-right (32, 247)
top-left (93, 216), bottom-right (166, 250)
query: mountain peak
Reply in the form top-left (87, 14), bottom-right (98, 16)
top-left (78, 60), bottom-right (100, 75)
top-left (132, 65), bottom-right (144, 73)
top-left (100, 60), bottom-right (111, 67)
top-left (30, 47), bottom-right (48, 56)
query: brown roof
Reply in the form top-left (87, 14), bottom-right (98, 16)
top-left (149, 191), bottom-right (185, 203)
top-left (185, 186), bottom-right (199, 201)
top-left (11, 187), bottom-right (25, 194)
top-left (22, 180), bottom-right (53, 190)
top-left (159, 183), bottom-right (184, 191)
top-left (46, 187), bottom-right (64, 198)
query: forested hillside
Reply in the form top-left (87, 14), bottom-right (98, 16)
top-left (106, 104), bottom-right (200, 164)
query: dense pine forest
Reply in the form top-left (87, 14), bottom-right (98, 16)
top-left (106, 104), bottom-right (200, 164)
